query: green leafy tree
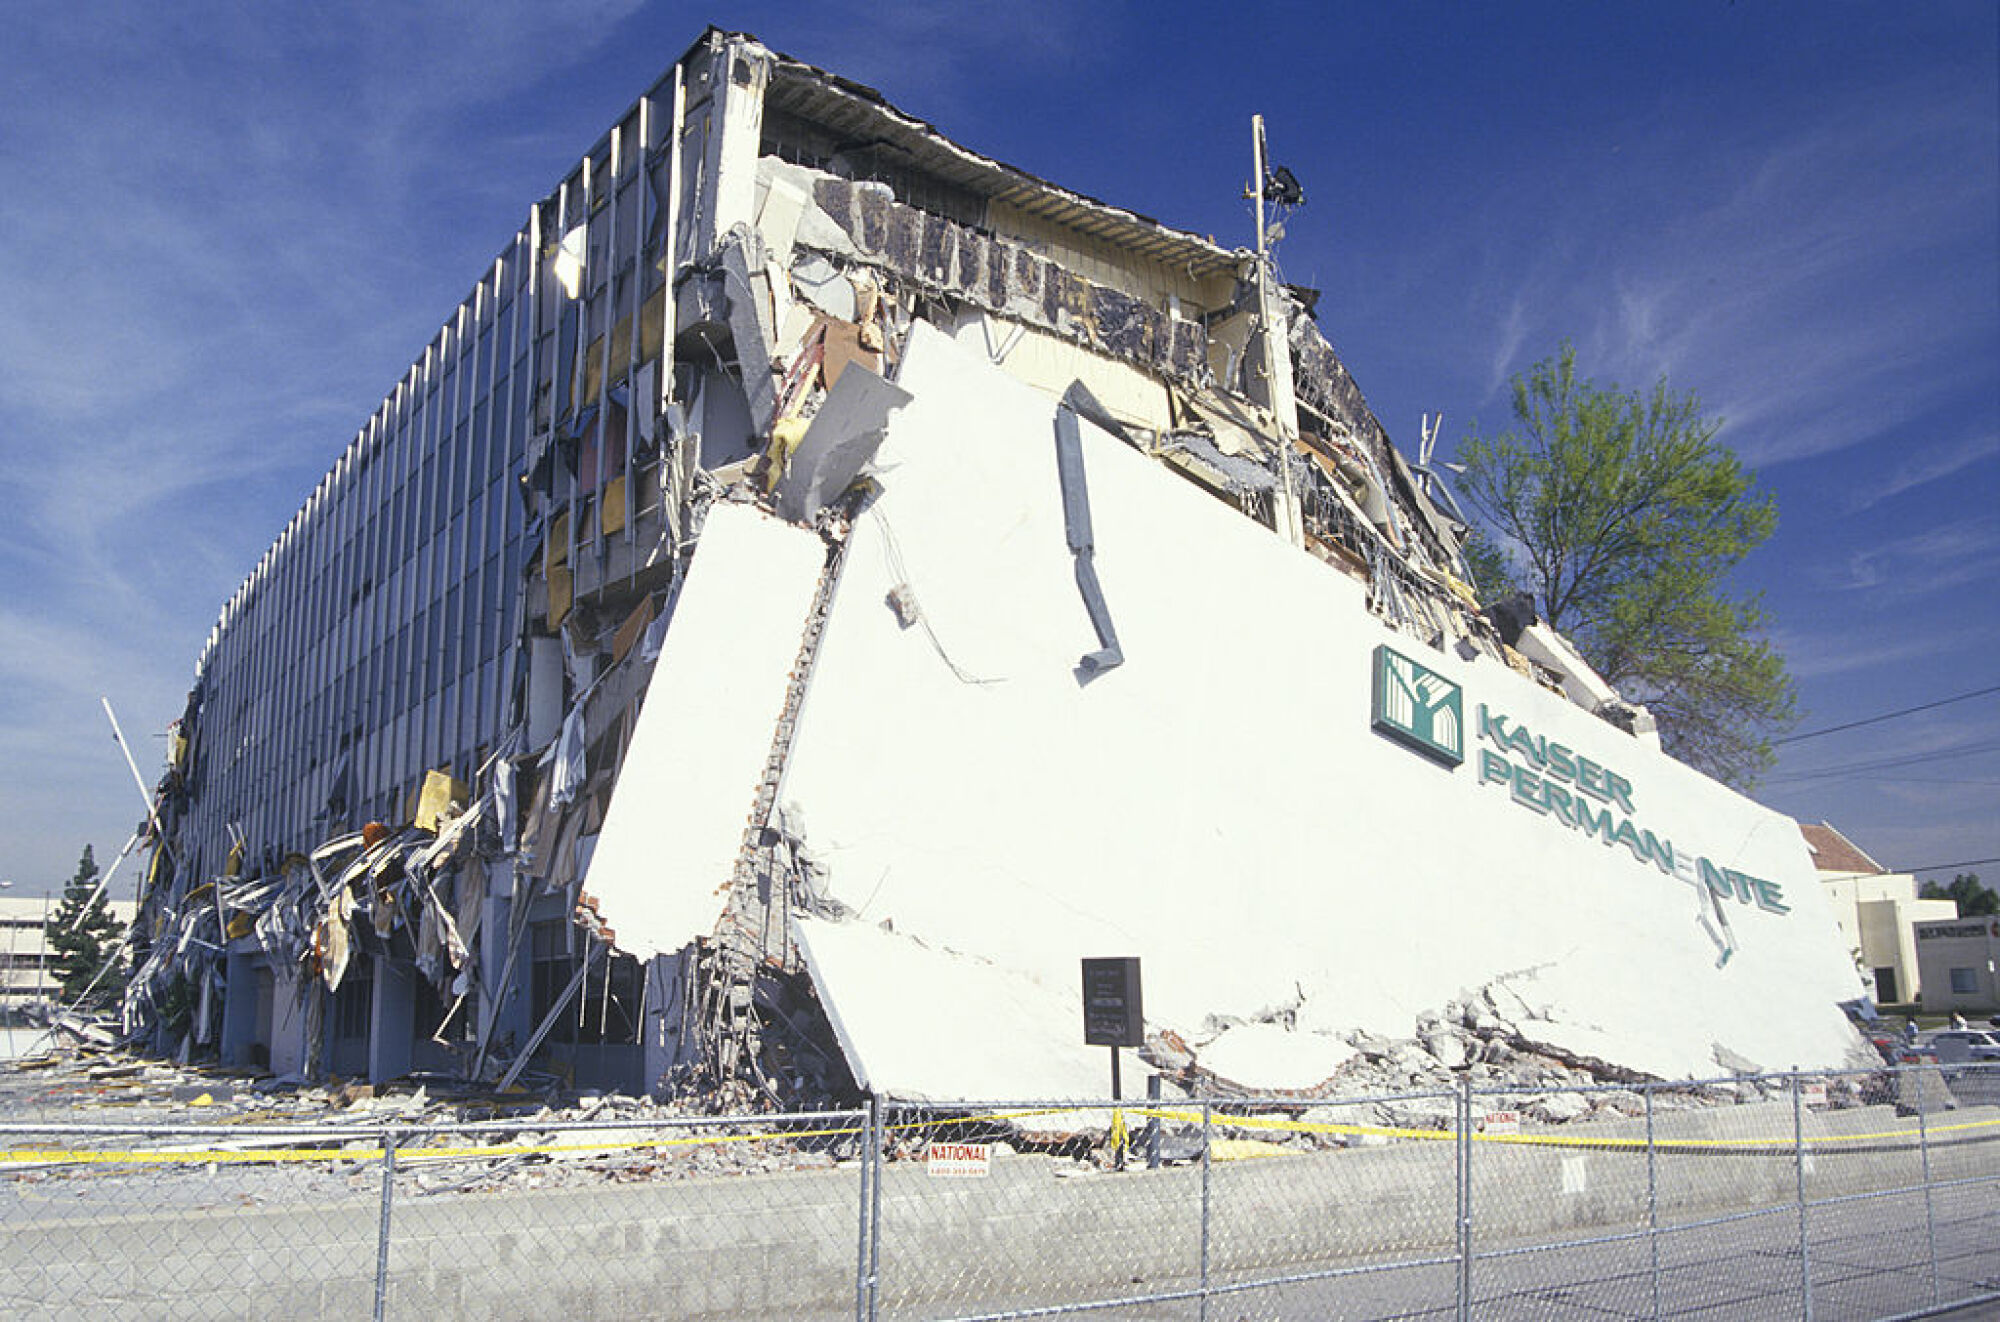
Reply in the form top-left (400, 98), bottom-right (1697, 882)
top-left (45, 845), bottom-right (126, 1007)
top-left (1457, 343), bottom-right (1796, 788)
top-left (1460, 527), bottom-right (1516, 609)
top-left (1920, 873), bottom-right (1999, 917)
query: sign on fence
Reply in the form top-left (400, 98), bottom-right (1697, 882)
top-left (1482, 1110), bottom-right (1521, 1135)
top-left (926, 1141), bottom-right (992, 1178)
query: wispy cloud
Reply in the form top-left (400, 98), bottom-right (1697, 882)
top-left (1771, 625), bottom-right (1983, 682)
top-left (1462, 75), bottom-right (1996, 473)
top-left (1820, 518), bottom-right (2000, 594)
top-left (1486, 299), bottom-right (1530, 398)
top-left (0, 3), bottom-right (657, 887)
top-left (759, 0), bottom-right (1107, 116)
top-left (1852, 430), bottom-right (2000, 512)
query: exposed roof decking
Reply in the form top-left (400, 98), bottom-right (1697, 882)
top-left (763, 54), bottom-right (1244, 283)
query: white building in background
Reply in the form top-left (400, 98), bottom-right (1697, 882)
top-left (1802, 821), bottom-right (1956, 1006)
top-left (1913, 916), bottom-right (2000, 1014)
top-left (0, 897), bottom-right (135, 1011)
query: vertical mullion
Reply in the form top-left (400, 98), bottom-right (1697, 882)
top-left (662, 64), bottom-right (687, 519)
top-left (624, 98), bottom-right (647, 554)
top-left (557, 181), bottom-right (578, 590)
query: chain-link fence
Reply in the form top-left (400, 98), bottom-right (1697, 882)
top-left (1, 1066), bottom-right (1994, 1319)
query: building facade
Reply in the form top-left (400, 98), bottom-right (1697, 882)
top-left (1913, 917), bottom-right (2000, 1014)
top-left (1802, 821), bottom-right (1956, 1005)
top-left (130, 30), bottom-right (1867, 1098)
top-left (0, 897), bottom-right (135, 1012)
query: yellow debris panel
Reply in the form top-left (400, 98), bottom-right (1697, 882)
top-left (547, 566), bottom-right (573, 628)
top-left (413, 768), bottom-right (468, 832)
top-left (601, 475), bottom-right (628, 536)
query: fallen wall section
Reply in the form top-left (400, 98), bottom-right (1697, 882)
top-left (773, 324), bottom-right (1864, 1098)
top-left (580, 502), bottom-right (827, 962)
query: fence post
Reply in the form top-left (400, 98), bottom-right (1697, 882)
top-left (855, 1100), bottom-right (874, 1322)
top-left (1456, 1076), bottom-right (1472, 1322)
top-left (1145, 1074), bottom-right (1161, 1170)
top-left (1792, 1069), bottom-right (1812, 1321)
top-left (1198, 1099), bottom-right (1212, 1322)
top-left (868, 1100), bottom-right (885, 1322)
top-left (374, 1128), bottom-right (398, 1322)
top-left (1645, 1083), bottom-right (1660, 1321)
top-left (1915, 1066), bottom-right (1940, 1310)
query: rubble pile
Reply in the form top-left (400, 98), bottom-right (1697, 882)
top-left (1144, 977), bottom-right (1889, 1141)
top-left (0, 1044), bottom-right (859, 1196)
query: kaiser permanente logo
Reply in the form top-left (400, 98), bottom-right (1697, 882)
top-left (1370, 645), bottom-right (1464, 766)
top-left (1367, 642), bottom-right (1790, 919)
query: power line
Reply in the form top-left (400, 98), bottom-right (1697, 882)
top-left (1777, 683), bottom-right (2000, 746)
top-left (1905, 856), bottom-right (2000, 875)
top-left (1855, 777), bottom-right (2000, 788)
top-left (1765, 738), bottom-right (2000, 785)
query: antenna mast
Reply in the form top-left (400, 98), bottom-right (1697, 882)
top-left (1251, 115), bottom-right (1303, 547)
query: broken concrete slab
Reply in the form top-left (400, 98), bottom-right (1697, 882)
top-left (1195, 1023), bottom-right (1359, 1093)
top-left (793, 917), bottom-right (1138, 1101)
top-left (769, 322), bottom-right (1866, 1095)
top-left (579, 503), bottom-right (828, 963)
top-left (770, 363), bottom-right (911, 525)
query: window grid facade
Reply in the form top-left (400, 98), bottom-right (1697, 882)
top-left (179, 51), bottom-right (698, 889)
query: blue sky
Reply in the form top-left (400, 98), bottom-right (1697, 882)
top-left (1, 2), bottom-right (1994, 897)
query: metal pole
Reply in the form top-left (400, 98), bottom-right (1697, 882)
top-left (1145, 1073), bottom-right (1162, 1170)
top-left (1646, 1083), bottom-right (1661, 1321)
top-left (101, 698), bottom-right (171, 854)
top-left (854, 1100), bottom-right (873, 1322)
top-left (1251, 115), bottom-right (1267, 277)
top-left (374, 1130), bottom-right (398, 1322)
top-left (1198, 1099), bottom-right (1212, 1322)
top-left (1110, 1047), bottom-right (1124, 1170)
top-left (1915, 1066), bottom-right (1940, 1309)
top-left (1248, 115), bottom-right (1301, 545)
top-left (101, 696), bottom-right (208, 943)
top-left (1462, 1082), bottom-right (1476, 1315)
top-left (867, 1100), bottom-right (883, 1322)
top-left (1793, 1069), bottom-right (1813, 1321)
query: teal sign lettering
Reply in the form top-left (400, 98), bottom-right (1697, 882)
top-left (1472, 703), bottom-right (1788, 916)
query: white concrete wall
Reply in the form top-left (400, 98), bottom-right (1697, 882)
top-left (777, 323), bottom-right (1866, 1098)
top-left (947, 311), bottom-right (1175, 437)
top-left (1856, 896), bottom-right (1958, 1002)
top-left (580, 503), bottom-right (826, 962)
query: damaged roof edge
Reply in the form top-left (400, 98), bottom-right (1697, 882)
top-left (758, 43), bottom-right (1245, 282)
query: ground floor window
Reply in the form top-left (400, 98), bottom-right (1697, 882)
top-left (334, 960), bottom-right (373, 1039)
top-left (528, 921), bottom-right (640, 1047)
top-left (529, 920), bottom-right (571, 1029)
top-left (1948, 967), bottom-right (1979, 995)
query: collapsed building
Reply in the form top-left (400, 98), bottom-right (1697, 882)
top-left (126, 29), bottom-right (1870, 1103)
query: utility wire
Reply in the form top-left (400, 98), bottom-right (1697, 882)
top-left (1765, 738), bottom-right (2000, 785)
top-left (1777, 683), bottom-right (2000, 746)
top-left (1905, 856), bottom-right (2000, 875)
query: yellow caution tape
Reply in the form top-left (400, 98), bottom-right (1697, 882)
top-left (0, 1122), bottom-right (873, 1168)
top-left (5, 1106), bottom-right (1990, 1169)
top-left (1123, 1106), bottom-right (2000, 1152)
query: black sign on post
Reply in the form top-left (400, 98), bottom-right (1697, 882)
top-left (1082, 957), bottom-right (1143, 1132)
top-left (1081, 957), bottom-right (1144, 1047)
